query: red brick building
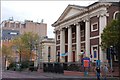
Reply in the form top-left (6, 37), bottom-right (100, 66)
top-left (52, 2), bottom-right (119, 64)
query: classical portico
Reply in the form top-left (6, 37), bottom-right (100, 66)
top-left (52, 2), bottom-right (114, 63)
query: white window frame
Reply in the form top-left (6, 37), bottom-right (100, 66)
top-left (91, 45), bottom-right (98, 62)
top-left (91, 22), bottom-right (98, 32)
top-left (113, 11), bottom-right (119, 20)
top-left (57, 34), bottom-right (60, 40)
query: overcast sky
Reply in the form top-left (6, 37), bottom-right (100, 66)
top-left (1, 1), bottom-right (98, 38)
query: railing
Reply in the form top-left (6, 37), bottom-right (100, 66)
top-left (43, 62), bottom-right (63, 73)
top-left (42, 62), bottom-right (97, 73)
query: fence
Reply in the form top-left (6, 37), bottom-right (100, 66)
top-left (43, 62), bottom-right (63, 73)
top-left (43, 62), bottom-right (97, 73)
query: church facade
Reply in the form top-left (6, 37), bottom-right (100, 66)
top-left (52, 2), bottom-right (119, 63)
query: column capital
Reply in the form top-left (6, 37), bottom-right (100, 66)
top-left (97, 13), bottom-right (109, 17)
top-left (68, 25), bottom-right (72, 29)
top-left (75, 22), bottom-right (80, 26)
top-left (60, 28), bottom-right (65, 31)
top-left (83, 19), bottom-right (90, 22)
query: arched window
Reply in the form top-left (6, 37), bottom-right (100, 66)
top-left (113, 11), bottom-right (120, 20)
top-left (48, 46), bottom-right (51, 55)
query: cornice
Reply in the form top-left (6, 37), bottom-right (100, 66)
top-left (52, 2), bottom-right (113, 27)
top-left (89, 2), bottom-right (112, 11)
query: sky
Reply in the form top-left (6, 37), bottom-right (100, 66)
top-left (1, 0), bottom-right (98, 38)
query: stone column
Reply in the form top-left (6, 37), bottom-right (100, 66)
top-left (54, 31), bottom-right (57, 62)
top-left (60, 29), bottom-right (65, 62)
top-left (68, 26), bottom-right (72, 62)
top-left (76, 23), bottom-right (81, 61)
top-left (99, 14), bottom-right (107, 62)
top-left (85, 19), bottom-right (90, 58)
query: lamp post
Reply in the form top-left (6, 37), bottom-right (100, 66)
top-left (110, 45), bottom-right (113, 77)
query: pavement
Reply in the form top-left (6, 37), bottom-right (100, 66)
top-left (1, 70), bottom-right (120, 80)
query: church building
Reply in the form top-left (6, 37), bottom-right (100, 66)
top-left (52, 2), bottom-right (119, 63)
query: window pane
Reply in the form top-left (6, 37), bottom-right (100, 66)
top-left (93, 47), bottom-right (97, 58)
top-left (94, 50), bottom-right (97, 58)
top-left (93, 24), bottom-right (97, 30)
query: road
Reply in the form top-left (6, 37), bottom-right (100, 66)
top-left (2, 70), bottom-right (119, 80)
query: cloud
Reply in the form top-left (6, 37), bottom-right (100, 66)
top-left (1, 1), bottom-right (97, 38)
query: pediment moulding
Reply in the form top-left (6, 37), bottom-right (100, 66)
top-left (58, 4), bottom-right (87, 22)
top-left (54, 15), bottom-right (90, 31)
top-left (52, 2), bottom-right (112, 27)
top-left (88, 2), bottom-right (112, 11)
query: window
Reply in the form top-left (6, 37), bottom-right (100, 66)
top-left (91, 22), bottom-right (98, 31)
top-left (57, 35), bottom-right (60, 40)
top-left (57, 51), bottom-right (60, 62)
top-left (48, 46), bottom-right (51, 62)
top-left (81, 45), bottom-right (85, 51)
top-left (93, 49), bottom-right (97, 58)
top-left (113, 11), bottom-right (120, 20)
top-left (2, 22), bottom-right (7, 27)
top-left (10, 23), bottom-right (15, 28)
top-left (16, 23), bottom-right (20, 28)
top-left (91, 45), bottom-right (98, 61)
top-left (115, 13), bottom-right (119, 20)
top-left (48, 47), bottom-right (51, 58)
top-left (72, 45), bottom-right (76, 51)
top-left (72, 32), bottom-right (75, 39)
top-left (81, 30), bottom-right (85, 37)
top-left (22, 24), bottom-right (26, 28)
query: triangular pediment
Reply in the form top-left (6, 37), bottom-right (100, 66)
top-left (64, 8), bottom-right (80, 19)
top-left (57, 5), bottom-right (86, 22)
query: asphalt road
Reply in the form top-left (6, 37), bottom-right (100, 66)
top-left (2, 70), bottom-right (120, 80)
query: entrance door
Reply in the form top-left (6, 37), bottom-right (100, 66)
top-left (65, 56), bottom-right (68, 62)
top-left (58, 52), bottom-right (60, 62)
top-left (73, 51), bottom-right (75, 62)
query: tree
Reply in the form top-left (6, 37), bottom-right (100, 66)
top-left (12, 32), bottom-right (39, 62)
top-left (101, 19), bottom-right (120, 49)
top-left (20, 32), bottom-right (39, 61)
top-left (13, 36), bottom-right (26, 62)
top-left (2, 44), bottom-right (13, 69)
top-left (101, 19), bottom-right (120, 62)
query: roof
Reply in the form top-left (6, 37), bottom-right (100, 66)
top-left (52, 2), bottom-right (114, 27)
top-left (52, 4), bottom-right (87, 27)
top-left (41, 38), bottom-right (55, 43)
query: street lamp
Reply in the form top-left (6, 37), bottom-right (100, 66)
top-left (110, 45), bottom-right (113, 76)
